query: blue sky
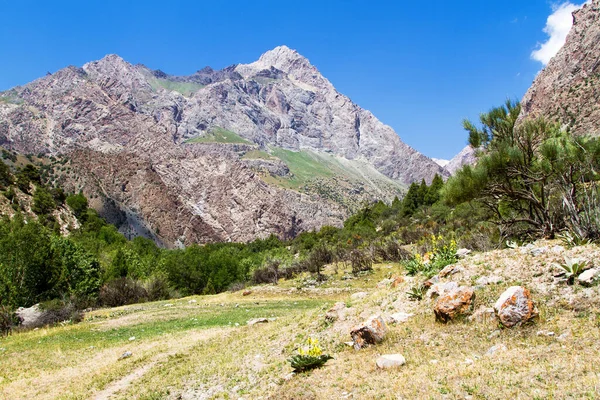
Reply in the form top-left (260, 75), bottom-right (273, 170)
top-left (0, 0), bottom-right (585, 159)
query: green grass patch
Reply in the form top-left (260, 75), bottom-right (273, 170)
top-left (148, 78), bottom-right (204, 97)
top-left (184, 127), bottom-right (251, 144)
top-left (0, 90), bottom-right (24, 105)
top-left (242, 149), bottom-right (276, 160)
top-left (267, 148), bottom-right (336, 189)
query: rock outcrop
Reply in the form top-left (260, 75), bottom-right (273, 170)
top-left (0, 46), bottom-right (447, 246)
top-left (520, 0), bottom-right (600, 136)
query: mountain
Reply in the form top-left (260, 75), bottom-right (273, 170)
top-left (444, 145), bottom-right (477, 175)
top-left (520, 0), bottom-right (600, 135)
top-left (0, 46), bottom-right (447, 246)
top-left (432, 158), bottom-right (449, 168)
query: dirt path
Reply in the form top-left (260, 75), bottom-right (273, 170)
top-left (93, 328), bottom-right (228, 400)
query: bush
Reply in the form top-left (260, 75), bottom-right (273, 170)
top-left (252, 263), bottom-right (279, 284)
top-left (228, 282), bottom-right (246, 292)
top-left (0, 306), bottom-right (16, 336)
top-left (36, 299), bottom-right (83, 327)
top-left (350, 249), bottom-right (372, 275)
top-left (146, 276), bottom-right (171, 301)
top-left (99, 278), bottom-right (148, 307)
top-left (373, 240), bottom-right (410, 262)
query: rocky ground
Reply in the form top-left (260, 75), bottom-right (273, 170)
top-left (2, 240), bottom-right (599, 399)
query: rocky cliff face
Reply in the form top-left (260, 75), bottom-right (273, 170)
top-left (520, 0), bottom-right (600, 136)
top-left (0, 46), bottom-right (446, 246)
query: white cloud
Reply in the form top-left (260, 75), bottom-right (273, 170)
top-left (531, 2), bottom-right (588, 65)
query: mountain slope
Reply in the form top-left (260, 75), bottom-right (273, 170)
top-left (0, 47), bottom-right (446, 245)
top-left (520, 0), bottom-right (600, 135)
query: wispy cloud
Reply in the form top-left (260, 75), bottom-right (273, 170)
top-left (531, 1), bottom-right (589, 65)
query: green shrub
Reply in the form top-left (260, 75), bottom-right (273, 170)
top-left (99, 278), bottom-right (148, 307)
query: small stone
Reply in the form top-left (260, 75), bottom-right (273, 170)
top-left (578, 268), bottom-right (600, 286)
top-left (464, 358), bottom-right (474, 365)
top-left (325, 302), bottom-right (347, 322)
top-left (557, 331), bottom-right (571, 341)
top-left (456, 248), bottom-right (472, 258)
top-left (429, 359), bottom-right (439, 364)
top-left (377, 279), bottom-right (393, 289)
top-left (119, 351), bottom-right (132, 360)
top-left (468, 305), bottom-right (496, 323)
top-left (434, 286), bottom-right (475, 323)
top-left (428, 281), bottom-right (459, 299)
top-left (529, 246), bottom-right (547, 256)
top-left (351, 292), bottom-right (368, 300)
top-left (536, 330), bottom-right (555, 337)
top-left (488, 330), bottom-right (501, 339)
top-left (475, 275), bottom-right (502, 286)
top-left (391, 276), bottom-right (405, 288)
top-left (350, 314), bottom-right (387, 349)
top-left (388, 312), bottom-right (414, 324)
top-left (188, 299), bottom-right (197, 304)
top-left (376, 354), bottom-right (406, 369)
top-left (247, 318), bottom-right (269, 326)
top-left (128, 336), bottom-right (136, 341)
top-left (439, 264), bottom-right (464, 278)
top-left (242, 290), bottom-right (252, 296)
top-left (163, 303), bottom-right (174, 307)
top-left (485, 344), bottom-right (507, 357)
top-left (494, 286), bottom-right (538, 328)
top-left (424, 275), bottom-right (439, 286)
top-left (282, 372), bottom-right (295, 381)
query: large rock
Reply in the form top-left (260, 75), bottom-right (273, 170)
top-left (493, 286), bottom-right (538, 327)
top-left (433, 286), bottom-right (475, 323)
top-left (350, 315), bottom-right (387, 349)
top-left (15, 304), bottom-right (44, 329)
top-left (375, 354), bottom-right (406, 369)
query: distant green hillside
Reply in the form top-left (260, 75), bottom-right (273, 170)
top-left (148, 77), bottom-right (204, 97)
top-left (184, 127), bottom-right (252, 144)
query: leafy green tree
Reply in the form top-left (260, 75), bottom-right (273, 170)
top-left (0, 161), bottom-right (12, 189)
top-left (50, 237), bottom-right (101, 301)
top-left (66, 193), bottom-right (89, 220)
top-left (401, 182), bottom-right (421, 216)
top-left (425, 174), bottom-right (444, 205)
top-left (32, 186), bottom-right (56, 215)
top-left (444, 100), bottom-right (600, 238)
top-left (15, 164), bottom-right (41, 193)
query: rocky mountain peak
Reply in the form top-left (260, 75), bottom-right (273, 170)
top-left (236, 45), bottom-right (332, 90)
top-left (256, 45), bottom-right (307, 68)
